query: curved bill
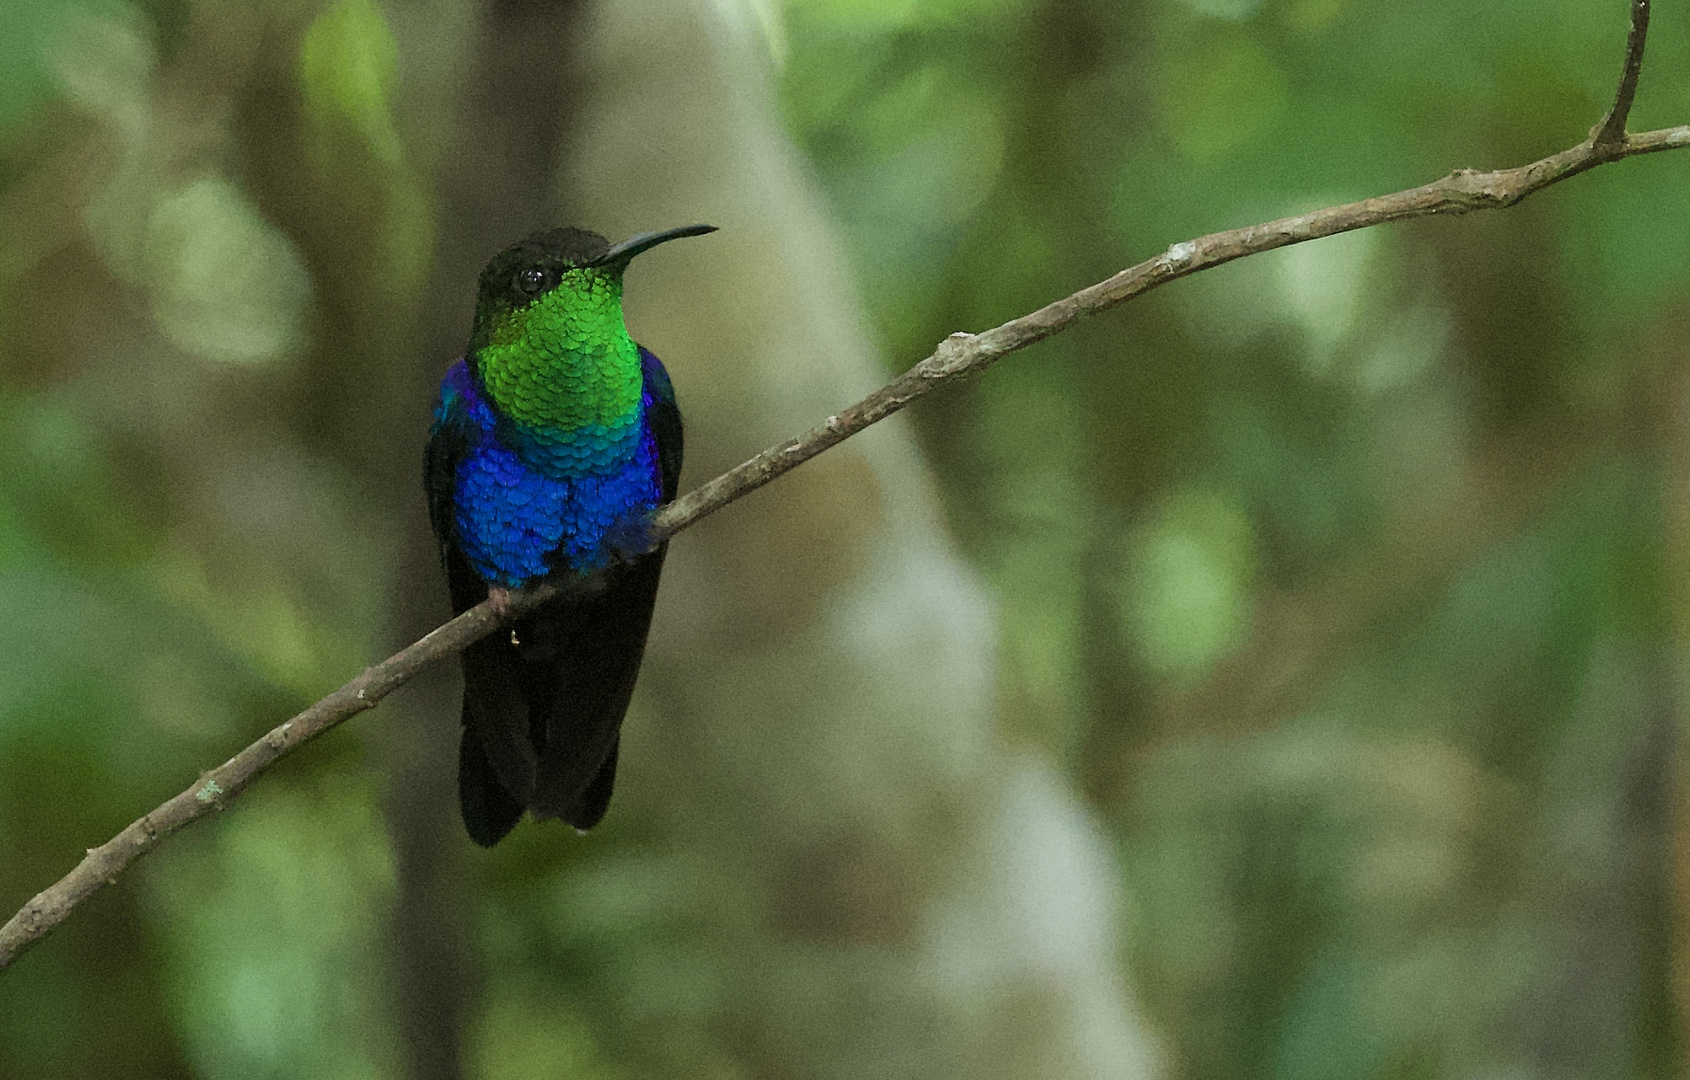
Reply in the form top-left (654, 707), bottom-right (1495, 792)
top-left (597, 224), bottom-right (718, 266)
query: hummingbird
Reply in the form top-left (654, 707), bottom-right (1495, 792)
top-left (424, 223), bottom-right (713, 846)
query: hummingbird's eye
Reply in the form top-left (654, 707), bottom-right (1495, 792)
top-left (515, 267), bottom-right (549, 296)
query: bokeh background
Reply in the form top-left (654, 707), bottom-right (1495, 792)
top-left (2, 0), bottom-right (1688, 1077)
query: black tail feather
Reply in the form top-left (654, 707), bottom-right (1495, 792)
top-left (563, 735), bottom-right (619, 832)
top-left (456, 548), bottom-right (666, 843)
top-left (458, 721), bottom-right (525, 847)
top-left (530, 549), bottom-right (665, 821)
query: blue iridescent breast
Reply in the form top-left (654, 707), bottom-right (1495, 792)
top-left (435, 360), bottom-right (662, 586)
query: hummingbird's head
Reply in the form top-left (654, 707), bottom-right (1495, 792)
top-left (467, 224), bottom-right (716, 356)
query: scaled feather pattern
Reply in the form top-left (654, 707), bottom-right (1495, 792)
top-left (435, 357), bottom-right (664, 585)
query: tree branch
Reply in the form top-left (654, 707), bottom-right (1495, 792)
top-left (1597, 0), bottom-right (1651, 148)
top-left (651, 128), bottom-right (1690, 537)
top-left (4, 122), bottom-right (1690, 973)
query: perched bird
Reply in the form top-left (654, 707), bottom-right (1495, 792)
top-left (425, 223), bottom-right (713, 846)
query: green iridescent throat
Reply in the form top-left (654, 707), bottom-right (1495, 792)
top-left (476, 268), bottom-right (642, 434)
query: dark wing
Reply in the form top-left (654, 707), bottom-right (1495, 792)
top-left (640, 346), bottom-right (684, 500)
top-left (423, 382), bottom-right (472, 564)
top-left (525, 349), bottom-right (683, 829)
top-left (521, 555), bottom-right (663, 828)
top-left (424, 384), bottom-right (505, 625)
top-left (428, 374), bottom-right (533, 846)
top-left (456, 547), bottom-right (534, 846)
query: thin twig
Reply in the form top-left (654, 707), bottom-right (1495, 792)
top-left (1597, 0), bottom-right (1652, 148)
top-left (4, 126), bottom-right (1690, 972)
top-left (649, 126), bottom-right (1690, 537)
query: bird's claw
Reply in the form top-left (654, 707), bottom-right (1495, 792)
top-left (487, 586), bottom-right (526, 644)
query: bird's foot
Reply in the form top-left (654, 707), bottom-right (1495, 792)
top-left (487, 586), bottom-right (524, 645)
top-left (487, 585), bottom-right (518, 622)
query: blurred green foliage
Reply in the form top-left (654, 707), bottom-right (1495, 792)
top-left (776, 0), bottom-right (1689, 1075)
top-left (0, 0), bottom-right (1687, 1077)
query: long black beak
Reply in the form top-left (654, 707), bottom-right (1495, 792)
top-left (597, 224), bottom-right (717, 267)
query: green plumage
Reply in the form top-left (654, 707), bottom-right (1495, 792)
top-left (477, 267), bottom-right (644, 437)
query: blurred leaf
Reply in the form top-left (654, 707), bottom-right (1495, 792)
top-left (148, 780), bottom-right (400, 1080)
top-left (471, 987), bottom-right (625, 1080)
top-left (144, 177), bottom-right (313, 365)
top-left (1153, 23), bottom-right (1288, 162)
top-left (1174, 0), bottom-right (1264, 22)
top-left (1122, 485), bottom-right (1256, 680)
top-left (0, 0), bottom-right (130, 140)
top-left (299, 0), bottom-right (403, 166)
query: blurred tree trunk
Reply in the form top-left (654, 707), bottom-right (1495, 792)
top-left (381, 2), bottom-right (589, 1078)
top-left (1667, 358), bottom-right (1690, 1069)
top-left (548, 2), bottom-right (1161, 1076)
